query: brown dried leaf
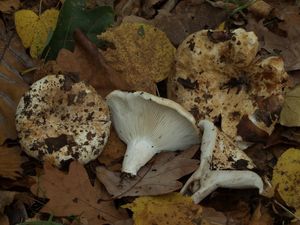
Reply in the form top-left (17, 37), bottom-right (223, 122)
top-left (98, 127), bottom-right (126, 171)
top-left (0, 215), bottom-right (9, 225)
top-left (54, 30), bottom-right (134, 97)
top-left (30, 161), bottom-right (128, 225)
top-left (249, 203), bottom-right (273, 225)
top-left (0, 0), bottom-right (20, 13)
top-left (246, 6), bottom-right (300, 71)
top-left (0, 145), bottom-right (22, 179)
top-left (0, 20), bottom-right (30, 144)
top-left (152, 2), bottom-right (227, 46)
top-left (96, 146), bottom-right (199, 198)
top-left (0, 191), bottom-right (16, 213)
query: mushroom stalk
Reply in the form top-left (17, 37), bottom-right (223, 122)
top-left (122, 138), bottom-right (156, 175)
top-left (181, 120), bottom-right (263, 203)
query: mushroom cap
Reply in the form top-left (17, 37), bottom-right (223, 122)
top-left (106, 90), bottom-right (200, 175)
top-left (16, 75), bottom-right (111, 166)
top-left (168, 28), bottom-right (288, 144)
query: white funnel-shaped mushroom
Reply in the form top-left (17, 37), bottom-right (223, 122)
top-left (106, 90), bottom-right (200, 175)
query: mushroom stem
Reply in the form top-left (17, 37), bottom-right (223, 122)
top-left (122, 138), bottom-right (156, 175)
top-left (181, 120), bottom-right (264, 204)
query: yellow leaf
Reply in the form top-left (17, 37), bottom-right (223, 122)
top-left (272, 148), bottom-right (300, 218)
top-left (15, 9), bottom-right (59, 58)
top-left (123, 193), bottom-right (203, 225)
top-left (280, 85), bottom-right (300, 127)
top-left (98, 22), bottom-right (175, 83)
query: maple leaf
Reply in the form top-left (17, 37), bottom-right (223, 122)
top-left (96, 146), bottom-right (199, 198)
top-left (30, 161), bottom-right (128, 225)
top-left (0, 145), bottom-right (22, 180)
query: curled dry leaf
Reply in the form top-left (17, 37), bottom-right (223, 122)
top-left (96, 146), bottom-right (199, 198)
top-left (0, 146), bottom-right (22, 180)
top-left (98, 22), bottom-right (175, 84)
top-left (30, 161), bottom-right (128, 225)
top-left (0, 0), bottom-right (20, 13)
top-left (168, 28), bottom-right (288, 145)
top-left (123, 193), bottom-right (203, 225)
top-left (272, 148), bottom-right (300, 218)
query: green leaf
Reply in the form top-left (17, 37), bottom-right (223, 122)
top-left (280, 85), bottom-right (300, 127)
top-left (43, 0), bottom-right (114, 60)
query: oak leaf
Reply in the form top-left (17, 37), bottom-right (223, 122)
top-left (30, 161), bottom-right (128, 225)
top-left (0, 146), bottom-right (22, 179)
top-left (272, 148), bottom-right (300, 218)
top-left (123, 192), bottom-right (203, 225)
top-left (96, 146), bottom-right (199, 198)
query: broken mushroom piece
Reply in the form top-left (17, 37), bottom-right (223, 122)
top-left (169, 28), bottom-right (288, 146)
top-left (181, 120), bottom-right (264, 204)
top-left (106, 90), bottom-right (200, 176)
top-left (16, 75), bottom-right (111, 167)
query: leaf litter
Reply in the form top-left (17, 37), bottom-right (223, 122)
top-left (2, 0), bottom-right (300, 224)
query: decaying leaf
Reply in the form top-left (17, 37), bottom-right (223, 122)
top-left (15, 9), bottom-right (59, 58)
top-left (123, 192), bottom-right (203, 225)
top-left (249, 203), bottom-right (273, 225)
top-left (272, 148), bottom-right (300, 218)
top-left (0, 190), bottom-right (16, 213)
top-left (53, 30), bottom-right (135, 97)
top-left (98, 22), bottom-right (175, 83)
top-left (280, 85), bottom-right (300, 127)
top-left (0, 0), bottom-right (20, 13)
top-left (96, 146), bottom-right (199, 198)
top-left (98, 127), bottom-right (126, 171)
top-left (246, 5), bottom-right (300, 71)
top-left (0, 145), bottom-right (22, 179)
top-left (30, 161), bottom-right (128, 225)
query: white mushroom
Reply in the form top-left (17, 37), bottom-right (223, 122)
top-left (168, 28), bottom-right (288, 147)
top-left (106, 90), bottom-right (200, 175)
top-left (16, 75), bottom-right (111, 166)
top-left (181, 120), bottom-right (264, 204)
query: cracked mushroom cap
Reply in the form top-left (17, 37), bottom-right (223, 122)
top-left (168, 28), bottom-right (288, 146)
top-left (16, 75), bottom-right (111, 166)
top-left (106, 90), bottom-right (200, 175)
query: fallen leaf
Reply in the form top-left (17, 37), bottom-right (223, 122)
top-left (151, 2), bottom-right (228, 46)
top-left (43, 0), bottom-right (114, 60)
top-left (98, 127), bottom-right (126, 171)
top-left (272, 148), bottom-right (300, 218)
top-left (0, 145), bottom-right (22, 179)
top-left (96, 146), bottom-right (199, 198)
top-left (30, 161), bottom-right (128, 225)
top-left (280, 85), bottom-right (300, 127)
top-left (98, 22), bottom-right (175, 83)
top-left (0, 0), bottom-right (20, 13)
top-left (15, 9), bottom-right (59, 58)
top-left (0, 190), bottom-right (16, 213)
top-left (123, 192), bottom-right (203, 225)
top-left (246, 5), bottom-right (300, 71)
top-left (249, 203), bottom-right (273, 225)
top-left (54, 30), bottom-right (135, 96)
top-left (0, 215), bottom-right (9, 225)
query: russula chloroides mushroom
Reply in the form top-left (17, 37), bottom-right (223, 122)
top-left (181, 120), bottom-right (264, 204)
top-left (16, 75), bottom-right (111, 166)
top-left (168, 28), bottom-right (288, 147)
top-left (106, 90), bottom-right (200, 176)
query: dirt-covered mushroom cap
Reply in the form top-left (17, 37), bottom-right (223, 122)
top-left (106, 90), bottom-right (200, 175)
top-left (168, 28), bottom-right (288, 145)
top-left (16, 75), bottom-right (111, 166)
